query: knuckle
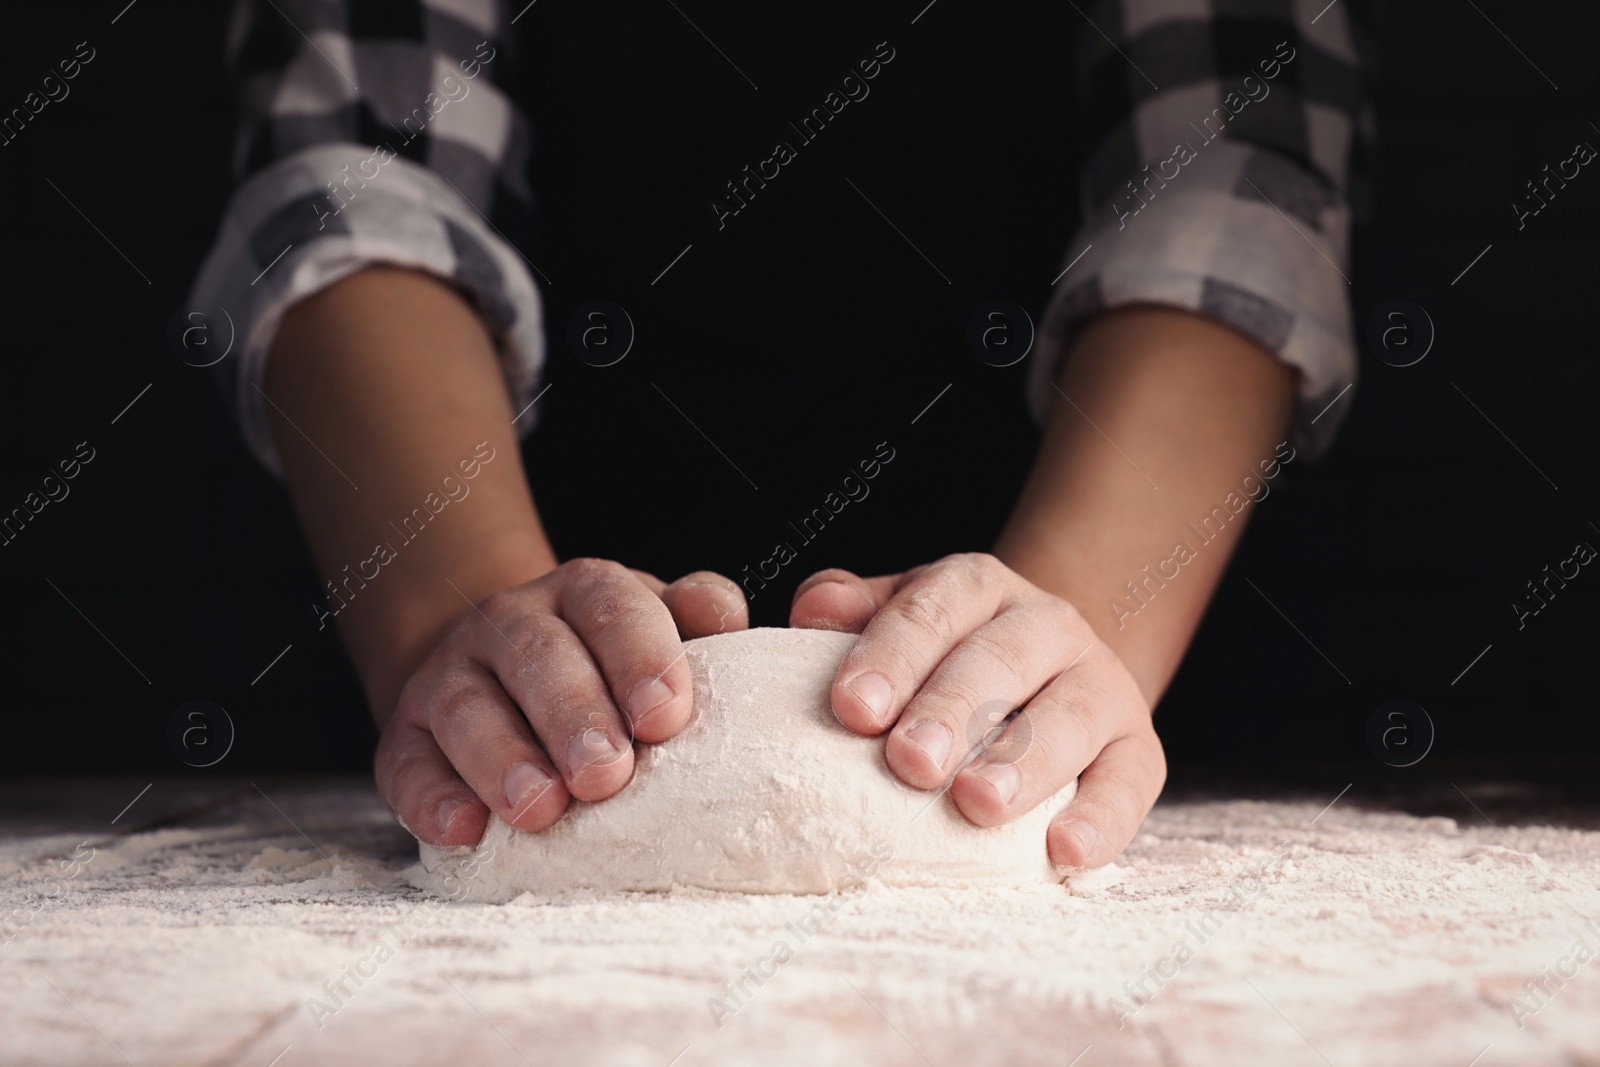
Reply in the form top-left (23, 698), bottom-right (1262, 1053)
top-left (543, 692), bottom-right (606, 731)
top-left (1048, 595), bottom-right (1088, 634)
top-left (563, 556), bottom-right (628, 586)
top-left (891, 586), bottom-right (959, 647)
top-left (575, 584), bottom-right (657, 643)
top-left (1097, 769), bottom-right (1153, 833)
top-left (925, 674), bottom-right (994, 728)
top-left (411, 778), bottom-right (468, 826)
top-left (1040, 697), bottom-right (1097, 757)
top-left (429, 672), bottom-right (485, 731)
top-left (945, 551), bottom-right (1003, 586)
top-left (1024, 720), bottom-right (1074, 771)
top-left (501, 616), bottom-right (563, 676)
top-left (956, 628), bottom-right (1027, 688)
top-left (391, 662), bottom-right (436, 725)
top-left (378, 736), bottom-right (445, 812)
top-left (955, 550), bottom-right (1000, 573)
top-left (476, 587), bottom-right (524, 623)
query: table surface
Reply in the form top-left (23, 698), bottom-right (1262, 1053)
top-left (2, 772), bottom-right (1599, 1067)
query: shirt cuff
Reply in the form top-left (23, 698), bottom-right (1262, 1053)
top-left (1028, 141), bottom-right (1357, 458)
top-left (187, 142), bottom-right (545, 476)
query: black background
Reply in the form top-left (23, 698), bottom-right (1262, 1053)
top-left (1, 0), bottom-right (1595, 778)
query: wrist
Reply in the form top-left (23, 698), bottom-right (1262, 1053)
top-left (348, 529), bottom-right (556, 725)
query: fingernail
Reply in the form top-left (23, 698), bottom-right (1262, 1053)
top-left (568, 727), bottom-right (624, 779)
top-left (845, 672), bottom-right (894, 723)
top-left (436, 795), bottom-right (476, 834)
top-left (1059, 818), bottom-right (1099, 862)
top-left (502, 761), bottom-right (555, 813)
top-left (967, 760), bottom-right (1020, 805)
top-left (680, 578), bottom-right (731, 592)
top-left (903, 720), bottom-right (952, 768)
top-left (628, 677), bottom-right (675, 723)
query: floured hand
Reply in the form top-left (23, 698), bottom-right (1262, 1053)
top-left (789, 552), bottom-right (1164, 869)
top-left (376, 561), bottom-right (747, 848)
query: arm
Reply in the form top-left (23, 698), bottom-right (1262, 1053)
top-left (790, 307), bottom-right (1292, 869)
top-left (194, 4), bottom-right (744, 847)
top-left (789, 0), bottom-right (1363, 870)
top-left (265, 265), bottom-right (552, 719)
top-left (268, 267), bottom-right (745, 848)
top-left (996, 304), bottom-right (1296, 704)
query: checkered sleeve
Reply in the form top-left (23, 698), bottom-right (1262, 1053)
top-left (187, 0), bottom-right (541, 476)
top-left (1029, 0), bottom-right (1372, 457)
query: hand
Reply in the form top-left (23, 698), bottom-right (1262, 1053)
top-left (790, 552), bottom-right (1164, 869)
top-left (376, 560), bottom-right (747, 848)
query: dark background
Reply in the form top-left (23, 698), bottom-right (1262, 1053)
top-left (1, 0), bottom-right (1594, 778)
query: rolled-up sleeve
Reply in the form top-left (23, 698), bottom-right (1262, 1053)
top-left (189, 0), bottom-right (542, 476)
top-left (1029, 0), bottom-right (1369, 457)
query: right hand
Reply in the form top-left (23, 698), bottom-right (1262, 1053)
top-left (375, 559), bottom-right (747, 848)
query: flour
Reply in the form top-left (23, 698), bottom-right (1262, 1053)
top-left (417, 627), bottom-right (1076, 900)
top-left (5, 777), bottom-right (1600, 1065)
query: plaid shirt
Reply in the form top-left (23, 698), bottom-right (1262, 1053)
top-left (190, 0), bottom-right (1369, 473)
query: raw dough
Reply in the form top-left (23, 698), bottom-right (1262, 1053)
top-left (416, 627), bottom-right (1076, 899)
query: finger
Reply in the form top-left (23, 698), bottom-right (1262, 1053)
top-left (421, 660), bottom-right (571, 833)
top-left (374, 717), bottom-right (488, 849)
top-left (662, 570), bottom-right (749, 638)
top-left (884, 606), bottom-right (1087, 789)
top-left (789, 568), bottom-right (897, 632)
top-left (829, 554), bottom-right (1008, 735)
top-left (949, 643), bottom-right (1135, 826)
top-left (474, 602), bottom-right (637, 802)
top-left (1046, 732), bottom-right (1166, 869)
top-left (557, 559), bottom-right (695, 742)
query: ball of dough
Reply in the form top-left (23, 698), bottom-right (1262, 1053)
top-left (416, 627), bottom-right (1075, 899)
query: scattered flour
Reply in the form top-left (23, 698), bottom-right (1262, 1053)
top-left (4, 775), bottom-right (1600, 1063)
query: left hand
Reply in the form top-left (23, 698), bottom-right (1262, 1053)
top-left (790, 552), bottom-right (1165, 869)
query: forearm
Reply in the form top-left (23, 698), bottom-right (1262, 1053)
top-left (995, 305), bottom-right (1296, 705)
top-left (264, 266), bottom-right (556, 722)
